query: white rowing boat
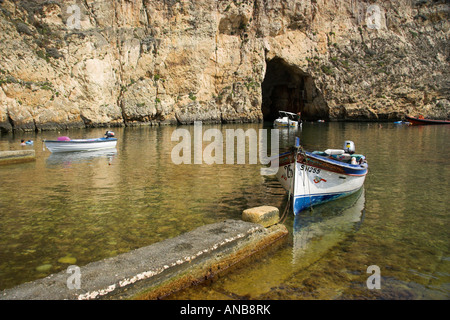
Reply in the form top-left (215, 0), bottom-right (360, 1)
top-left (44, 131), bottom-right (117, 153)
top-left (273, 111), bottom-right (301, 128)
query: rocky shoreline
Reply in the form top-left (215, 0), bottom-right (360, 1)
top-left (1, 0), bottom-right (448, 133)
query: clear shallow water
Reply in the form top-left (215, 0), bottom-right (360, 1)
top-left (0, 122), bottom-right (449, 299)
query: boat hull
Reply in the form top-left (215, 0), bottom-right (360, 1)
top-left (44, 138), bottom-right (117, 153)
top-left (405, 115), bottom-right (450, 125)
top-left (276, 151), bottom-right (368, 215)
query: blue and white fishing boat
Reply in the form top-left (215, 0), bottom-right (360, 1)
top-left (275, 139), bottom-right (368, 215)
top-left (44, 131), bottom-right (117, 153)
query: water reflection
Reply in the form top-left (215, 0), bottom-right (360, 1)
top-left (159, 122), bottom-right (449, 300)
top-left (278, 126), bottom-right (301, 147)
top-left (46, 148), bottom-right (117, 166)
top-left (0, 123), bottom-right (287, 290)
top-left (292, 188), bottom-right (365, 264)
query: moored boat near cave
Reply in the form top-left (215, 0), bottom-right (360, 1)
top-left (274, 139), bottom-right (368, 215)
top-left (405, 115), bottom-right (450, 125)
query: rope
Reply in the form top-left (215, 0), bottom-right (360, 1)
top-left (278, 151), bottom-right (295, 224)
top-left (278, 190), bottom-right (290, 224)
top-left (278, 145), bottom-right (301, 224)
top-left (307, 163), bottom-right (313, 212)
top-left (300, 152), bottom-right (314, 212)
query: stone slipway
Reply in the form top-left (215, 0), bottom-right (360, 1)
top-left (0, 219), bottom-right (287, 300)
top-left (0, 150), bottom-right (35, 165)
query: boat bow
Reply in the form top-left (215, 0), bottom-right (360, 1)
top-left (275, 142), bottom-right (368, 215)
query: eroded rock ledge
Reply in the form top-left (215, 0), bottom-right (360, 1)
top-left (0, 0), bottom-right (448, 132)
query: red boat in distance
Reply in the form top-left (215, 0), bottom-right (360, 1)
top-left (405, 115), bottom-right (450, 125)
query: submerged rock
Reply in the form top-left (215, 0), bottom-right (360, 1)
top-left (35, 264), bottom-right (52, 272)
top-left (58, 256), bottom-right (77, 264)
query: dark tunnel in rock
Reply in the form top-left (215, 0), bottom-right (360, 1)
top-left (261, 57), bottom-right (329, 122)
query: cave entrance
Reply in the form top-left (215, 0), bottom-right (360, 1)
top-left (261, 57), bottom-right (328, 122)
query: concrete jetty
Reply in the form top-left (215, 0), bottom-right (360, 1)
top-left (0, 150), bottom-right (36, 165)
top-left (0, 218), bottom-right (287, 300)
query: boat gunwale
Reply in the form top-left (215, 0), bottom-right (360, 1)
top-left (276, 150), bottom-right (368, 176)
top-left (43, 138), bottom-right (118, 144)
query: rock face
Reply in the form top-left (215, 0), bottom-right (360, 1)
top-left (0, 0), bottom-right (448, 132)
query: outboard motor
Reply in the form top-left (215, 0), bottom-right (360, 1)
top-left (343, 140), bottom-right (355, 154)
top-left (105, 131), bottom-right (115, 138)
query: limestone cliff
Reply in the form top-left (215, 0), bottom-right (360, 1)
top-left (0, 0), bottom-right (448, 132)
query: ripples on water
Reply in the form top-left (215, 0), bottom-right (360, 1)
top-left (0, 122), bottom-right (448, 300)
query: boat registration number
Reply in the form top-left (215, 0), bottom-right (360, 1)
top-left (283, 164), bottom-right (321, 176)
top-left (299, 164), bottom-right (321, 174)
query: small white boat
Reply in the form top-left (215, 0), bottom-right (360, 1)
top-left (44, 131), bottom-right (117, 153)
top-left (274, 139), bottom-right (368, 215)
top-left (273, 111), bottom-right (301, 128)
